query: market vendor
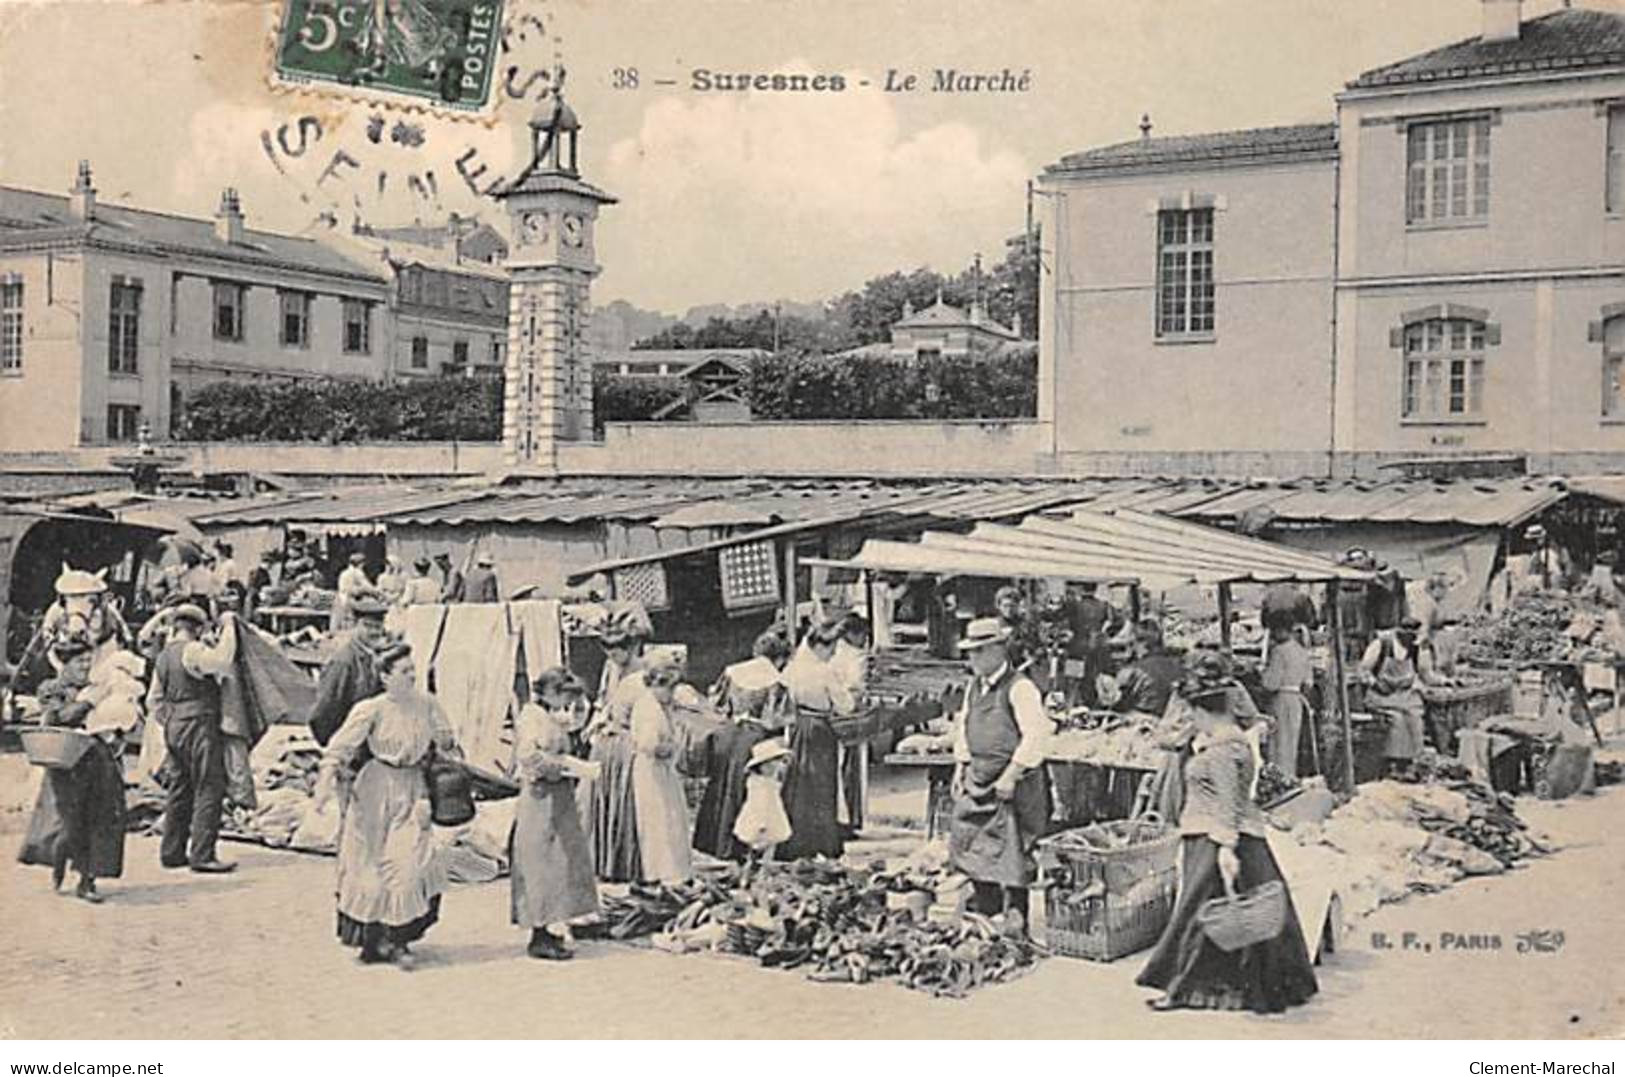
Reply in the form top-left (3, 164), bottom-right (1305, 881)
top-left (778, 610), bottom-right (856, 861)
top-left (1114, 618), bottom-right (1184, 719)
top-left (993, 585), bottom-right (1040, 672)
top-left (1260, 623), bottom-right (1314, 780)
top-left (581, 608), bottom-right (651, 882)
top-left (694, 630), bottom-right (792, 860)
top-left (150, 604), bottom-right (239, 874)
top-left (307, 597), bottom-right (392, 747)
top-left (330, 552), bottom-right (376, 634)
top-left (1065, 582), bottom-right (1122, 707)
top-left (1360, 618), bottom-right (1428, 777)
top-left (1260, 581), bottom-right (1318, 644)
top-left (948, 617), bottom-right (1055, 925)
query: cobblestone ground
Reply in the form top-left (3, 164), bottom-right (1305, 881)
top-left (1, 780), bottom-right (1620, 1039)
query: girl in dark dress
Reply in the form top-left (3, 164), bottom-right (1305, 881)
top-left (692, 630), bottom-right (791, 860)
top-left (18, 641), bottom-right (129, 904)
top-left (1137, 655), bottom-right (1318, 1015)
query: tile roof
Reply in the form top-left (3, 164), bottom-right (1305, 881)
top-left (1348, 8), bottom-right (1625, 90)
top-left (0, 185), bottom-right (386, 284)
top-left (893, 298), bottom-right (1019, 338)
top-left (1048, 123), bottom-right (1338, 175)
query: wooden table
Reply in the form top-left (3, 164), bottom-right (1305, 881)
top-left (256, 606), bottom-right (330, 636)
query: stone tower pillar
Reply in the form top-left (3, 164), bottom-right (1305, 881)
top-left (496, 81), bottom-right (616, 471)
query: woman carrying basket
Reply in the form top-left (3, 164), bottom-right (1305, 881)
top-left (1136, 654), bottom-right (1317, 1014)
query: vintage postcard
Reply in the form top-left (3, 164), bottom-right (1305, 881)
top-left (0, 0), bottom-right (1622, 1055)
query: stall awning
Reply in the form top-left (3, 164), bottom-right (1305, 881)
top-left (822, 508), bottom-right (1371, 591)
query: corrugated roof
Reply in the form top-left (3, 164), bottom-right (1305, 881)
top-left (0, 186), bottom-right (385, 284)
top-left (830, 509), bottom-right (1370, 592)
top-left (1348, 8), bottom-right (1625, 90)
top-left (187, 474), bottom-right (1580, 535)
top-left (1048, 123), bottom-right (1338, 175)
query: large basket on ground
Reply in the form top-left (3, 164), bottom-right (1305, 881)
top-left (1038, 819), bottom-right (1179, 962)
top-left (1196, 879), bottom-right (1287, 952)
top-left (20, 728), bottom-right (94, 770)
top-left (1422, 678), bottom-right (1513, 754)
top-left (1350, 715), bottom-right (1390, 784)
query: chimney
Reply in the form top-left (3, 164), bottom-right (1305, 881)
top-left (215, 188), bottom-right (244, 245)
top-left (1482, 0), bottom-right (1522, 43)
top-left (68, 161), bottom-right (96, 221)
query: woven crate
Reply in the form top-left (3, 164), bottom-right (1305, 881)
top-left (1038, 823), bottom-right (1179, 962)
top-left (1422, 679), bottom-right (1513, 753)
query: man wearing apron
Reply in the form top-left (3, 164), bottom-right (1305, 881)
top-left (949, 617), bottom-right (1056, 926)
top-left (1360, 619), bottom-right (1427, 777)
top-left (151, 605), bottom-right (239, 873)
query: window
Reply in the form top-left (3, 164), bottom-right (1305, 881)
top-left (1406, 118), bottom-right (1490, 224)
top-left (108, 280), bottom-right (142, 374)
top-left (343, 299), bottom-right (371, 354)
top-left (453, 339), bottom-right (469, 367)
top-left (410, 335), bottom-right (429, 369)
top-left (1, 280), bottom-right (22, 372)
top-left (280, 290), bottom-right (310, 348)
top-left (1604, 317), bottom-right (1625, 419)
top-left (1609, 108), bottom-right (1625, 214)
top-left (490, 340), bottom-right (504, 367)
top-left (106, 404), bottom-right (141, 442)
top-left (213, 281), bottom-right (245, 342)
top-left (1155, 208), bottom-right (1215, 336)
top-left (1403, 318), bottom-right (1485, 421)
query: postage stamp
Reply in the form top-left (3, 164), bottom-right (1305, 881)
top-left (273, 0), bottom-right (506, 113)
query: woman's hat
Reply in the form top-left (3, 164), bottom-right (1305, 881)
top-left (958, 617), bottom-right (1013, 651)
top-left (745, 740), bottom-right (791, 771)
top-left (1180, 652), bottom-right (1236, 706)
top-left (54, 564), bottom-right (108, 597)
top-left (643, 648), bottom-right (683, 682)
top-left (532, 666), bottom-right (586, 698)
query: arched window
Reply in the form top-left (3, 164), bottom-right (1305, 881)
top-left (1402, 317), bottom-right (1484, 420)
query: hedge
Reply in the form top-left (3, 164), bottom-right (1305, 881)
top-left (178, 376), bottom-right (503, 443)
top-left (179, 351), bottom-right (1038, 441)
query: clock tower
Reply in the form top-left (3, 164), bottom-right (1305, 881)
top-left (496, 76), bottom-right (616, 470)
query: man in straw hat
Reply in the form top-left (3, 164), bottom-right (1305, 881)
top-left (150, 604), bottom-right (239, 873)
top-left (948, 617), bottom-right (1056, 925)
top-left (463, 550), bottom-right (501, 604)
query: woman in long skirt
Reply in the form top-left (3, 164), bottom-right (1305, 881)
top-left (580, 625), bottom-right (644, 881)
top-left (511, 669), bottom-right (599, 960)
top-left (1137, 655), bottom-right (1318, 1014)
top-left (18, 643), bottom-right (128, 903)
top-left (628, 652), bottom-right (693, 885)
top-left (777, 615), bottom-right (856, 861)
top-left (315, 642), bottom-right (459, 967)
top-left (693, 631), bottom-right (790, 860)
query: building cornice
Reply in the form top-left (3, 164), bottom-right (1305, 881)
top-left (1337, 265), bottom-right (1625, 289)
top-left (1043, 148), bottom-right (1339, 183)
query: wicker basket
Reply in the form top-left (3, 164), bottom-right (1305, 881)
top-left (1196, 879), bottom-right (1287, 952)
top-left (1038, 822), bottom-right (1179, 962)
top-left (1422, 679), bottom-right (1513, 753)
top-left (20, 728), bottom-right (94, 770)
top-left (723, 921), bottom-right (770, 956)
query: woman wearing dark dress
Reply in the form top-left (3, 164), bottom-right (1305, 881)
top-left (1137, 655), bottom-right (1318, 1015)
top-left (18, 641), bottom-right (129, 904)
top-left (777, 614), bottom-right (856, 861)
top-left (693, 631), bottom-right (791, 860)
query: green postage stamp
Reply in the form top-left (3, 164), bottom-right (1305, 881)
top-left (273, 0), bottom-right (505, 112)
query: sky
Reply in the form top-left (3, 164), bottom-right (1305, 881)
top-left (0, 0), bottom-right (1598, 314)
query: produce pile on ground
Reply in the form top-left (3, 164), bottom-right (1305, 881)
top-left (596, 853), bottom-right (1042, 998)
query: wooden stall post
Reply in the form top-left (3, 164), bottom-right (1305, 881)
top-left (1326, 579), bottom-right (1356, 794)
top-left (782, 540), bottom-right (798, 644)
top-left (1129, 584), bottom-right (1142, 625)
top-left (1217, 582), bottom-right (1234, 658)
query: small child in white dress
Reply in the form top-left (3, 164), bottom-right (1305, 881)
top-left (733, 739), bottom-right (792, 881)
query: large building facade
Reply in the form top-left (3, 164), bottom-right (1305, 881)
top-left (0, 167), bottom-right (512, 451)
top-left (1041, 2), bottom-right (1625, 476)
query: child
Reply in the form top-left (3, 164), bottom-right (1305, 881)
top-left (511, 668), bottom-right (600, 960)
top-left (733, 739), bottom-right (792, 883)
